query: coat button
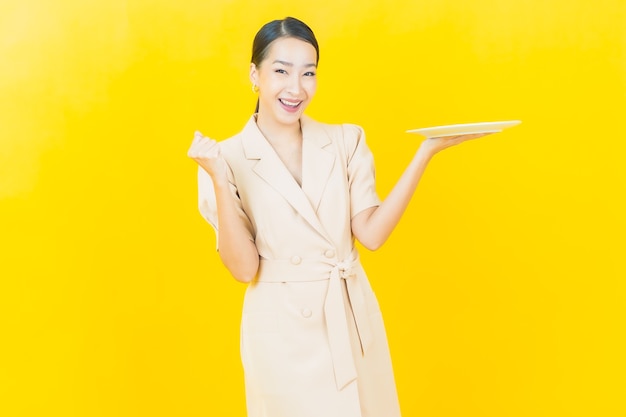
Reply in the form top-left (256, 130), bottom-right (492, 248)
top-left (291, 255), bottom-right (302, 265)
top-left (324, 250), bottom-right (335, 258)
top-left (301, 308), bottom-right (312, 318)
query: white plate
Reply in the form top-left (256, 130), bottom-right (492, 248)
top-left (406, 120), bottom-right (521, 138)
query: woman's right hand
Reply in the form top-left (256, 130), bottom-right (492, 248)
top-left (187, 131), bottom-right (227, 181)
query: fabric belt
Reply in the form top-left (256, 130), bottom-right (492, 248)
top-left (256, 248), bottom-right (373, 391)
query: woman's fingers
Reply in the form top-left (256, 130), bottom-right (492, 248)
top-left (431, 132), bottom-right (492, 142)
top-left (432, 132), bottom-right (494, 148)
top-left (188, 131), bottom-right (204, 149)
top-left (188, 131), bottom-right (227, 178)
top-left (419, 131), bottom-right (495, 157)
top-left (188, 132), bottom-right (219, 159)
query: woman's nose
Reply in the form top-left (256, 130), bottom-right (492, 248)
top-left (286, 75), bottom-right (302, 94)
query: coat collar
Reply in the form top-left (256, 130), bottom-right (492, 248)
top-left (240, 114), bottom-right (336, 241)
top-left (240, 114), bottom-right (330, 159)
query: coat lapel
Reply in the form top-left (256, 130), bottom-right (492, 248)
top-left (301, 115), bottom-right (336, 213)
top-left (241, 116), bottom-right (334, 241)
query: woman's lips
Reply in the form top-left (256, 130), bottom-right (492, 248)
top-left (279, 98), bottom-right (302, 113)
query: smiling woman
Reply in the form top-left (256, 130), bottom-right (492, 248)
top-left (250, 17), bottom-right (319, 115)
top-left (2, 1), bottom-right (625, 416)
top-left (187, 16), bottom-right (495, 417)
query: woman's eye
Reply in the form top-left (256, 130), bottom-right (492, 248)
top-left (304, 71), bottom-right (316, 77)
top-left (275, 69), bottom-right (287, 74)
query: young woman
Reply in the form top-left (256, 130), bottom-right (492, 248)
top-left (188, 17), bottom-right (490, 417)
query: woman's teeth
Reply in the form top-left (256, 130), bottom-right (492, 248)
top-left (279, 99), bottom-right (300, 108)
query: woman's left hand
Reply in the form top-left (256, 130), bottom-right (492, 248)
top-left (417, 132), bottom-right (493, 159)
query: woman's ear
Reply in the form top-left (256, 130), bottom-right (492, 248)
top-left (249, 63), bottom-right (258, 86)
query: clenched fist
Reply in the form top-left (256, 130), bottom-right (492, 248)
top-left (187, 131), bottom-right (227, 181)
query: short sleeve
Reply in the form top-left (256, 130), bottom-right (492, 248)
top-left (197, 166), bottom-right (254, 250)
top-left (343, 124), bottom-right (381, 219)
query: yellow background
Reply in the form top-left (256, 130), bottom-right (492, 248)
top-left (1, 0), bottom-right (625, 416)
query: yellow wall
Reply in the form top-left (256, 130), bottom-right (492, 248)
top-left (1, 1), bottom-right (625, 416)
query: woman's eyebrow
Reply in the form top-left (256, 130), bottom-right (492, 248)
top-left (272, 60), bottom-right (317, 68)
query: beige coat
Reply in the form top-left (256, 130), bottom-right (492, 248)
top-left (198, 115), bottom-right (401, 417)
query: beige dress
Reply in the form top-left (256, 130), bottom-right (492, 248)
top-left (198, 114), bottom-right (401, 417)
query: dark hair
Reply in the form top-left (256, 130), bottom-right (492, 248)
top-left (251, 17), bottom-right (319, 112)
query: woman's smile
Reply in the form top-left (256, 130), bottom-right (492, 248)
top-left (278, 98), bottom-right (303, 112)
top-left (250, 36), bottom-right (318, 126)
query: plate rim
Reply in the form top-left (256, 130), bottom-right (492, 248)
top-left (406, 120), bottom-right (521, 137)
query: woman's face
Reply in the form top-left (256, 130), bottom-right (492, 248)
top-left (250, 36), bottom-right (318, 127)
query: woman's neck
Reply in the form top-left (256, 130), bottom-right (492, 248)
top-left (255, 113), bottom-right (302, 145)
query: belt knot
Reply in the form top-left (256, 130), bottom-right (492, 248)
top-left (332, 260), bottom-right (354, 279)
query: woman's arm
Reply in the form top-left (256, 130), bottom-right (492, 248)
top-left (211, 177), bottom-right (259, 282)
top-left (188, 132), bottom-right (259, 283)
top-left (351, 132), bottom-right (490, 251)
